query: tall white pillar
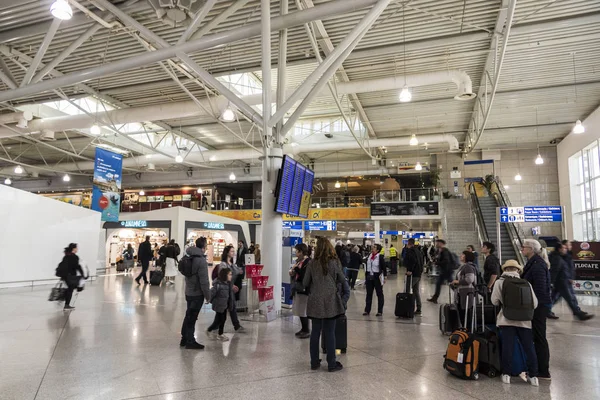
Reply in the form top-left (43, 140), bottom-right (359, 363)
top-left (374, 220), bottom-right (381, 245)
top-left (260, 147), bottom-right (283, 313)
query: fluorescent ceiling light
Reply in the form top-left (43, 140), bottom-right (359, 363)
top-left (573, 120), bottom-right (585, 134)
top-left (14, 165), bottom-right (23, 174)
top-left (399, 85), bottom-right (412, 103)
top-left (409, 134), bottom-right (418, 146)
top-left (50, 0), bottom-right (72, 20)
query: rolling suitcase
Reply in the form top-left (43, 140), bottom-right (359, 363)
top-left (439, 290), bottom-right (460, 335)
top-left (322, 315), bottom-right (347, 354)
top-left (443, 296), bottom-right (480, 380)
top-left (475, 295), bottom-right (502, 378)
top-left (395, 275), bottom-right (415, 318)
top-left (150, 268), bottom-right (164, 286)
top-left (116, 260), bottom-right (125, 272)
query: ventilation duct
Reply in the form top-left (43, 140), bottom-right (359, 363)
top-left (147, 0), bottom-right (206, 27)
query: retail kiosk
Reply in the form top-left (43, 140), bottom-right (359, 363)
top-left (102, 206), bottom-right (251, 267)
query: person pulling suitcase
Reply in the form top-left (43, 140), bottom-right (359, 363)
top-left (404, 239), bottom-right (423, 315)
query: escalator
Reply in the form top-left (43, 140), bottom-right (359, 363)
top-left (468, 178), bottom-right (525, 265)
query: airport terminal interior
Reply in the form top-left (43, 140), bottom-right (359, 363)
top-left (1, 0), bottom-right (600, 399)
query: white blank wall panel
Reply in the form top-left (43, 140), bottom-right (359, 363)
top-left (0, 186), bottom-right (101, 285)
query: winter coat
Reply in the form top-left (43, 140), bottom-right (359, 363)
top-left (491, 270), bottom-right (538, 329)
top-left (303, 258), bottom-right (347, 319)
top-left (454, 262), bottom-right (477, 309)
top-left (61, 253), bottom-right (84, 288)
top-left (404, 247), bottom-right (423, 277)
top-left (291, 257), bottom-right (310, 296)
top-left (549, 251), bottom-right (568, 285)
top-left (137, 240), bottom-right (153, 262)
top-left (184, 246), bottom-right (211, 299)
top-left (523, 254), bottom-right (552, 306)
top-left (210, 279), bottom-right (234, 313)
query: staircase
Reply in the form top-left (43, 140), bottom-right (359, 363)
top-left (443, 199), bottom-right (480, 254)
top-left (478, 196), bottom-right (518, 262)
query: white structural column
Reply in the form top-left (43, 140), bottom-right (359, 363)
top-left (374, 220), bottom-right (381, 245)
top-left (260, 0), bottom-right (283, 315)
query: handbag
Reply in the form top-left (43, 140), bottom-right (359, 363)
top-left (48, 281), bottom-right (67, 302)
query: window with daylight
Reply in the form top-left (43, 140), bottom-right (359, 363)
top-left (569, 140), bottom-right (600, 240)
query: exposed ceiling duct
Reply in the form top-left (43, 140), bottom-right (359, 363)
top-left (0, 133), bottom-right (457, 176)
top-left (147, 0), bottom-right (207, 27)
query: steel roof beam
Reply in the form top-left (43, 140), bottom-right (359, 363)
top-left (0, 0), bottom-right (383, 103)
top-left (20, 19), bottom-right (61, 87)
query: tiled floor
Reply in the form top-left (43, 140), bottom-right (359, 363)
top-left (1, 271), bottom-right (599, 400)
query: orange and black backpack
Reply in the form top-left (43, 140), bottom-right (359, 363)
top-left (443, 328), bottom-right (480, 380)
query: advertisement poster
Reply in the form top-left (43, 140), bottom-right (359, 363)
top-left (572, 241), bottom-right (600, 293)
top-left (371, 201), bottom-right (439, 216)
top-left (91, 148), bottom-right (123, 222)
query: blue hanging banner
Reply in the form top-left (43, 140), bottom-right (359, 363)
top-left (91, 148), bottom-right (123, 222)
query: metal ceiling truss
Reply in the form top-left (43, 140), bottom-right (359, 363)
top-left (464, 0), bottom-right (517, 153)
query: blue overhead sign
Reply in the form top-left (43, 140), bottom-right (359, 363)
top-left (304, 220), bottom-right (337, 231)
top-left (283, 221), bottom-right (303, 229)
top-left (499, 206), bottom-right (563, 223)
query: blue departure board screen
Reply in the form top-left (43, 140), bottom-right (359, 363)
top-left (275, 156), bottom-right (297, 214)
top-left (298, 169), bottom-right (314, 218)
top-left (288, 163), bottom-right (306, 216)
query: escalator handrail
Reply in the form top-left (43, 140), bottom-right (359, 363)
top-left (490, 177), bottom-right (526, 265)
top-left (467, 182), bottom-right (489, 245)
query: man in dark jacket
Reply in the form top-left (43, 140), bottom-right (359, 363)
top-left (180, 237), bottom-right (211, 350)
top-left (521, 239), bottom-right (552, 380)
top-left (405, 239), bottom-right (424, 314)
top-left (427, 239), bottom-right (453, 304)
top-left (548, 243), bottom-right (594, 321)
top-left (135, 236), bottom-right (153, 285)
top-left (482, 241), bottom-right (501, 294)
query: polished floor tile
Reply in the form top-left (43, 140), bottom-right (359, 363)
top-left (0, 270), bottom-right (599, 400)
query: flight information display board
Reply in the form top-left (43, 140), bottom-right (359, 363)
top-left (298, 169), bottom-right (314, 218)
top-left (288, 163), bottom-right (306, 216)
top-left (275, 156), bottom-right (297, 214)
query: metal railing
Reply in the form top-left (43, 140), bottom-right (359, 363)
top-left (372, 188), bottom-right (439, 203)
top-left (468, 182), bottom-right (489, 246)
top-left (0, 276), bottom-right (97, 290)
top-left (490, 177), bottom-right (526, 265)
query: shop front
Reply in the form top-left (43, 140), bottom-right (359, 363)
top-left (102, 220), bottom-right (171, 268)
top-left (185, 221), bottom-right (247, 266)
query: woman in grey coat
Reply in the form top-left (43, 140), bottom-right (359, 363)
top-left (303, 237), bottom-right (349, 372)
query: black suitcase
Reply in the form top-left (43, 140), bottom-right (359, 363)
top-left (474, 294), bottom-right (501, 377)
top-left (150, 269), bottom-right (163, 286)
top-left (116, 261), bottom-right (125, 272)
top-left (395, 276), bottom-right (415, 318)
top-left (439, 290), bottom-right (461, 335)
top-left (322, 315), bottom-right (347, 354)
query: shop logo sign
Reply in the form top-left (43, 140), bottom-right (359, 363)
top-left (203, 222), bottom-right (224, 230)
top-left (120, 220), bottom-right (148, 228)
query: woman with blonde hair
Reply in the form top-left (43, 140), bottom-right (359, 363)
top-left (303, 237), bottom-right (349, 372)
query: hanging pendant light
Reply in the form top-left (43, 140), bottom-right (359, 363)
top-left (409, 134), bottom-right (418, 146)
top-left (90, 124), bottom-right (101, 135)
top-left (399, 85), bottom-right (412, 103)
top-left (221, 106), bottom-right (236, 122)
top-left (50, 0), bottom-right (73, 20)
top-left (514, 173), bottom-right (522, 181)
top-left (175, 155), bottom-right (184, 163)
top-left (4, 177), bottom-right (11, 185)
top-left (573, 120), bottom-right (585, 134)
top-left (335, 180), bottom-right (341, 189)
top-left (139, 190), bottom-right (145, 196)
top-left (535, 153), bottom-right (544, 165)
top-left (229, 172), bottom-right (236, 181)
top-left (14, 165), bottom-right (23, 174)
top-left (415, 162), bottom-right (422, 171)
top-left (63, 174), bottom-right (71, 182)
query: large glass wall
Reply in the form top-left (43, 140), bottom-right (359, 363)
top-left (569, 140), bottom-right (600, 240)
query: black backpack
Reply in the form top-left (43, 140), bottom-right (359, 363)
top-left (450, 251), bottom-right (461, 270)
top-left (501, 276), bottom-right (535, 321)
top-left (178, 255), bottom-right (196, 277)
top-left (55, 260), bottom-right (68, 279)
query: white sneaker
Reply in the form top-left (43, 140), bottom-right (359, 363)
top-left (502, 374), bottom-right (511, 384)
top-left (528, 376), bottom-right (539, 387)
top-left (217, 334), bottom-right (229, 342)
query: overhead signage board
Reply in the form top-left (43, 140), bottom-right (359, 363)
top-left (283, 221), bottom-right (303, 229)
top-left (203, 222), bottom-right (224, 230)
top-left (499, 206), bottom-right (563, 223)
top-left (304, 220), bottom-right (337, 231)
top-left (371, 201), bottom-right (439, 217)
top-left (120, 220), bottom-right (148, 228)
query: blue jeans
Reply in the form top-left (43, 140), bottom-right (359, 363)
top-left (310, 318), bottom-right (337, 369)
top-left (500, 326), bottom-right (538, 377)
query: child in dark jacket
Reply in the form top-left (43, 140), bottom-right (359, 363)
top-left (207, 267), bottom-right (234, 342)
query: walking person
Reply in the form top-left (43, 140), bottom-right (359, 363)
top-left (348, 246), bottom-right (362, 290)
top-left (404, 238), bottom-right (424, 315)
top-left (164, 239), bottom-right (179, 285)
top-left (218, 245), bottom-right (245, 332)
top-left (206, 267), bottom-right (234, 342)
top-left (363, 244), bottom-right (386, 317)
top-left (122, 243), bottom-right (135, 272)
top-left (57, 243), bottom-right (85, 310)
top-left (548, 242), bottom-right (594, 321)
top-left (427, 239), bottom-right (454, 304)
top-left (491, 260), bottom-right (540, 386)
top-left (290, 243), bottom-right (311, 338)
top-left (303, 237), bottom-right (348, 372)
top-left (136, 236), bottom-right (153, 285)
top-left (521, 239), bottom-right (552, 380)
top-left (180, 237), bottom-right (211, 349)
